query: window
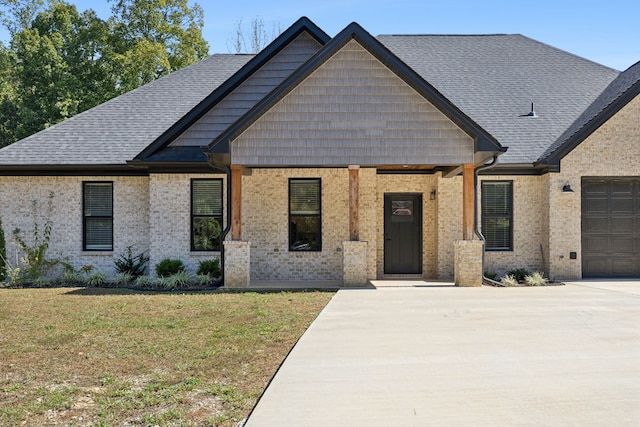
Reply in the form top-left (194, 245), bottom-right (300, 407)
top-left (191, 179), bottom-right (223, 251)
top-left (83, 182), bottom-right (113, 251)
top-left (481, 181), bottom-right (513, 251)
top-left (289, 179), bottom-right (321, 251)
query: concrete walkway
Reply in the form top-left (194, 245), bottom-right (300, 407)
top-left (245, 281), bottom-right (640, 426)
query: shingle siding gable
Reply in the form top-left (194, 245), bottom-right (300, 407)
top-left (232, 40), bottom-right (475, 166)
top-left (170, 31), bottom-right (323, 148)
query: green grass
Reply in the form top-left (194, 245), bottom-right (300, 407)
top-left (0, 288), bottom-right (334, 426)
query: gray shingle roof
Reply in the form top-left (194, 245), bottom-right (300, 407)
top-left (378, 34), bottom-right (620, 164)
top-left (539, 60), bottom-right (640, 164)
top-left (0, 54), bottom-right (253, 166)
top-left (0, 29), bottom-right (627, 168)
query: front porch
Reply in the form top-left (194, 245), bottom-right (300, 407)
top-left (221, 166), bottom-right (488, 288)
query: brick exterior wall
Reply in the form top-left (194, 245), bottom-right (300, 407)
top-left (241, 168), bottom-right (349, 281)
top-left (148, 173), bottom-right (226, 275)
top-left (436, 174), bottom-right (462, 279)
top-left (481, 175), bottom-right (549, 278)
top-left (0, 176), bottom-right (149, 275)
top-left (546, 95), bottom-right (640, 279)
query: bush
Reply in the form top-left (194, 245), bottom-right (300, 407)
top-left (193, 274), bottom-right (213, 287)
top-left (86, 272), bottom-right (107, 287)
top-left (114, 273), bottom-right (134, 286)
top-left (155, 258), bottom-right (185, 278)
top-left (500, 274), bottom-right (519, 287)
top-left (135, 275), bottom-right (157, 289)
top-left (524, 271), bottom-right (548, 286)
top-left (114, 246), bottom-right (149, 278)
top-left (506, 268), bottom-right (531, 283)
top-left (197, 259), bottom-right (221, 278)
top-left (12, 192), bottom-right (58, 283)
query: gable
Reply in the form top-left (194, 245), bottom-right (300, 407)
top-left (170, 31), bottom-right (324, 148)
top-left (538, 60), bottom-right (640, 171)
top-left (231, 40), bottom-right (475, 167)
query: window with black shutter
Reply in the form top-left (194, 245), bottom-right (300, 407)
top-left (289, 179), bottom-right (321, 251)
top-left (481, 181), bottom-right (513, 251)
top-left (191, 179), bottom-right (223, 251)
top-left (83, 182), bottom-right (113, 251)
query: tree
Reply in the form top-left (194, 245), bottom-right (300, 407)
top-left (108, 0), bottom-right (209, 90)
top-left (229, 17), bottom-right (281, 53)
top-left (7, 2), bottom-right (114, 141)
top-left (0, 0), bottom-right (209, 146)
top-left (0, 0), bottom-right (45, 36)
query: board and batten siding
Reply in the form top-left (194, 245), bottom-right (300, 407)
top-left (232, 40), bottom-right (474, 167)
top-left (170, 31), bottom-right (323, 147)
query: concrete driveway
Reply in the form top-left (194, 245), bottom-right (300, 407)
top-left (245, 281), bottom-right (640, 426)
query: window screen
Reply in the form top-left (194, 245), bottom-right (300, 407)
top-left (83, 182), bottom-right (113, 251)
top-left (192, 179), bottom-right (223, 251)
top-left (481, 181), bottom-right (513, 251)
top-left (289, 179), bottom-right (321, 251)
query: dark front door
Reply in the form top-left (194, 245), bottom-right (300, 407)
top-left (384, 193), bottom-right (423, 274)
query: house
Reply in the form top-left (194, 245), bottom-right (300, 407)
top-left (1, 17), bottom-right (639, 287)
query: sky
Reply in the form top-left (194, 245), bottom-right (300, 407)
top-left (1, 0), bottom-right (639, 71)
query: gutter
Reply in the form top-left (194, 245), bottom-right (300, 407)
top-left (202, 149), bottom-right (232, 286)
top-left (473, 155), bottom-right (506, 287)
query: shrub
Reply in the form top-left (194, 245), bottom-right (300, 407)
top-left (135, 275), bottom-right (157, 289)
top-left (86, 272), bottom-right (107, 287)
top-left (114, 273), bottom-right (134, 286)
top-left (60, 269), bottom-right (83, 285)
top-left (506, 268), bottom-right (531, 283)
top-left (168, 271), bottom-right (191, 289)
top-left (155, 258), bottom-right (185, 277)
top-left (12, 193), bottom-right (58, 283)
top-left (193, 273), bottom-right (213, 287)
top-left (197, 259), bottom-right (221, 278)
top-left (0, 216), bottom-right (6, 282)
top-left (500, 274), bottom-right (519, 287)
top-left (114, 246), bottom-right (149, 278)
top-left (524, 271), bottom-right (548, 286)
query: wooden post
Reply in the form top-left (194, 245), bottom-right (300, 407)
top-left (462, 164), bottom-right (475, 240)
top-left (230, 165), bottom-right (243, 241)
top-left (349, 165), bottom-right (359, 241)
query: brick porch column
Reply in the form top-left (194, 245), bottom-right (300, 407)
top-left (455, 164), bottom-right (483, 286)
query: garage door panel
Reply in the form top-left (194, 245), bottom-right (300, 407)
top-left (611, 259), bottom-right (638, 276)
top-left (583, 182), bottom-right (607, 195)
top-left (610, 182), bottom-right (633, 195)
top-left (611, 199), bottom-right (634, 214)
top-left (582, 236), bottom-right (608, 253)
top-left (610, 217), bottom-right (634, 233)
top-left (582, 177), bottom-right (640, 278)
top-left (583, 198), bottom-right (608, 214)
top-left (609, 236), bottom-right (634, 253)
top-left (582, 258), bottom-right (608, 276)
top-left (583, 216), bottom-right (609, 232)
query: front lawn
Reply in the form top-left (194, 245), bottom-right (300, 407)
top-left (0, 288), bottom-right (333, 426)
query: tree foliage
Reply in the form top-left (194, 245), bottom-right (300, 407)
top-left (0, 0), bottom-right (209, 147)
